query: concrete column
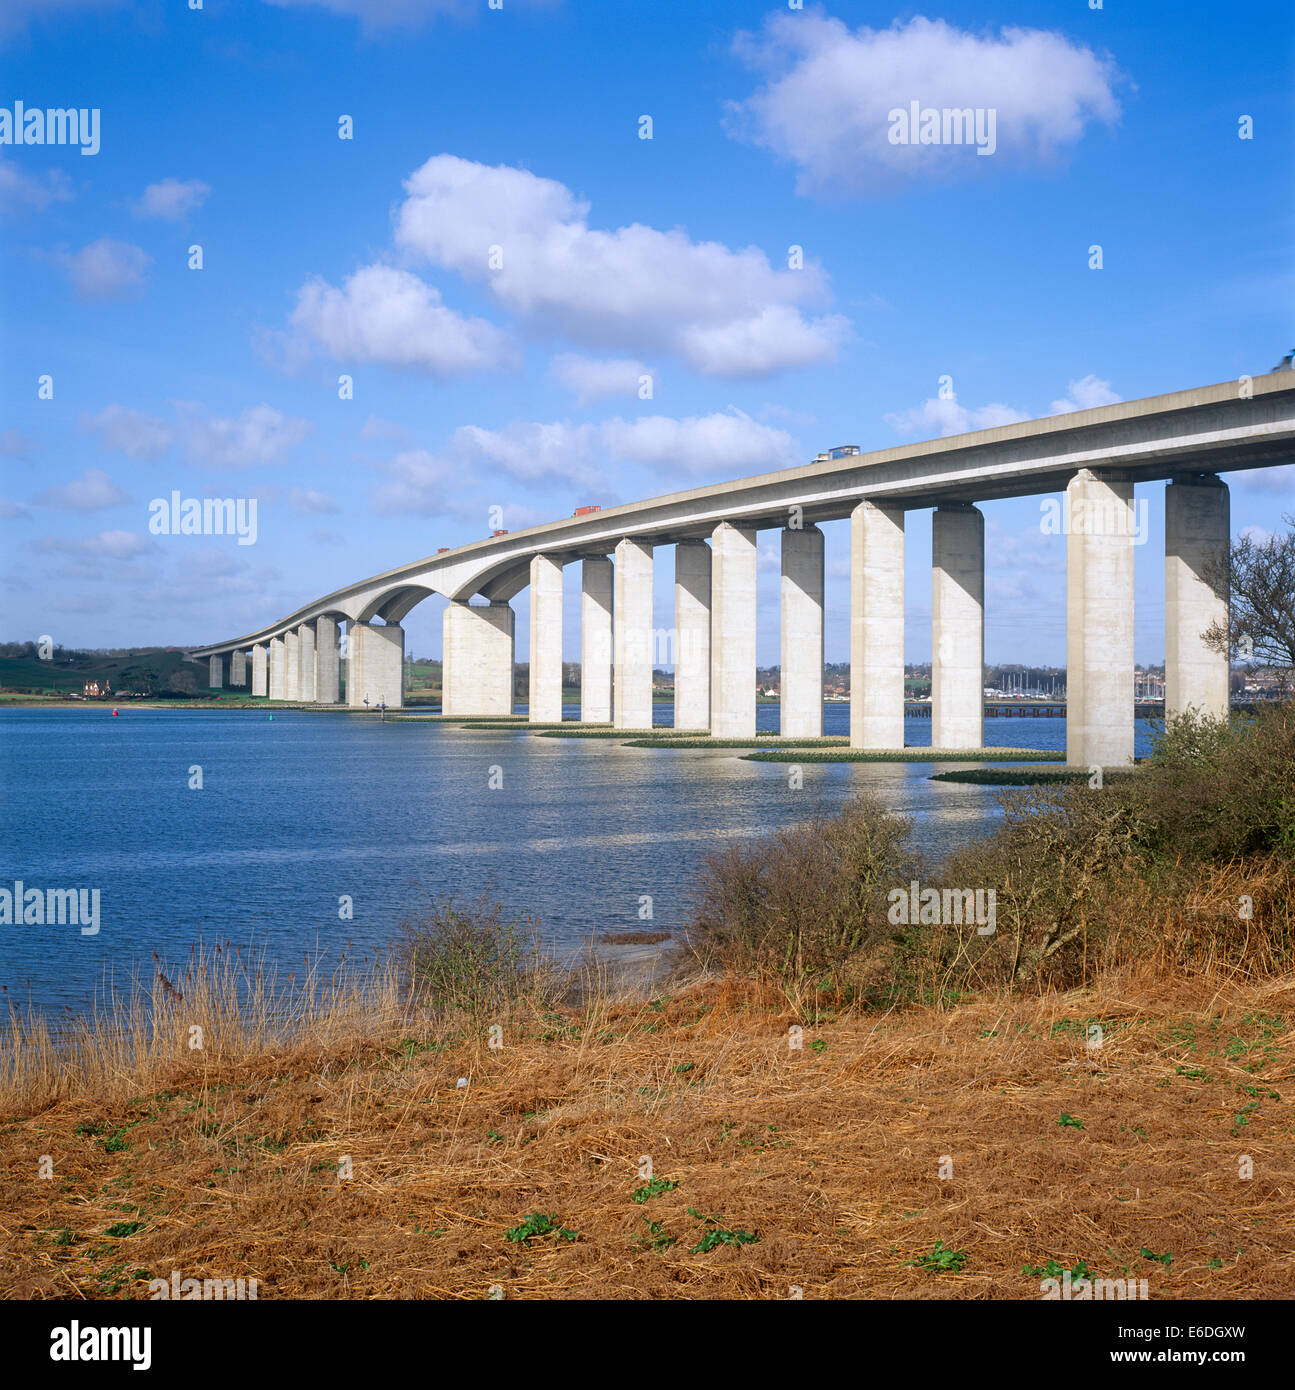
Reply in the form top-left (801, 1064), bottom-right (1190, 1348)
top-left (442, 601), bottom-right (515, 717)
top-left (268, 636), bottom-right (286, 700)
top-left (710, 522), bottom-right (758, 738)
top-left (297, 623), bottom-right (317, 703)
top-left (850, 501), bottom-right (905, 749)
top-left (347, 622), bottom-right (404, 708)
top-left (931, 504), bottom-right (984, 749)
top-left (674, 540), bottom-right (711, 732)
top-left (284, 630), bottom-right (300, 702)
top-left (780, 525), bottom-right (824, 739)
top-left (252, 644), bottom-right (268, 697)
top-left (315, 617), bottom-right (340, 704)
top-left (344, 622), bottom-right (361, 707)
top-left (208, 655), bottom-right (224, 689)
top-left (230, 649), bottom-right (247, 687)
top-left (1166, 475), bottom-right (1230, 721)
top-left (613, 539), bottom-right (655, 729)
top-left (528, 554), bottom-right (564, 724)
top-left (580, 557), bottom-right (613, 723)
top-left (1066, 469), bottom-right (1136, 767)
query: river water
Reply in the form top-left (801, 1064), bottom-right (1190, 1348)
top-left (0, 704), bottom-right (1156, 1018)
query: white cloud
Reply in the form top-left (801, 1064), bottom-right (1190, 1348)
top-left (0, 499), bottom-right (32, 520)
top-left (289, 487), bottom-right (339, 514)
top-left (727, 14), bottom-right (1120, 196)
top-left (886, 393), bottom-right (1028, 438)
top-left (0, 0), bottom-right (126, 36)
top-left (0, 429), bottom-right (33, 458)
top-left (360, 415), bottom-right (414, 445)
top-left (290, 263), bottom-right (513, 375)
top-left (36, 529), bottom-right (153, 560)
top-left (56, 237), bottom-right (151, 299)
top-left (0, 158), bottom-right (73, 213)
top-left (393, 155), bottom-right (849, 376)
top-left (261, 0), bottom-right (555, 34)
top-left (599, 412), bottom-right (800, 478)
top-left (262, 0), bottom-right (477, 29)
top-left (1050, 374), bottom-right (1121, 413)
top-left (551, 353), bottom-right (652, 405)
top-left (132, 178), bottom-right (211, 220)
top-left (82, 404), bottom-right (175, 460)
top-left (1225, 464), bottom-right (1295, 495)
top-left (370, 411), bottom-right (801, 515)
top-left (35, 468), bottom-right (129, 511)
top-left (175, 402), bottom-right (313, 468)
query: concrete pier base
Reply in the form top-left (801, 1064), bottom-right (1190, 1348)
top-left (931, 504), bottom-right (984, 749)
top-left (780, 525), bottom-right (824, 738)
top-left (208, 655), bottom-right (224, 688)
top-left (613, 538), bottom-right (654, 729)
top-left (1066, 469), bottom-right (1136, 767)
top-left (529, 554), bottom-right (564, 724)
top-left (850, 501), bottom-right (905, 749)
top-left (284, 630), bottom-right (300, 702)
top-left (1166, 475), bottom-right (1230, 721)
top-left (252, 644), bottom-right (268, 697)
top-left (297, 623), bottom-right (316, 703)
top-left (268, 636), bottom-right (286, 700)
top-left (674, 540), bottom-right (711, 732)
top-left (315, 617), bottom-right (340, 704)
top-left (230, 650), bottom-right (247, 687)
top-left (347, 621), bottom-right (404, 709)
top-left (443, 601), bottom-right (515, 717)
top-left (711, 522), bottom-right (758, 738)
top-left (580, 557), bottom-right (613, 723)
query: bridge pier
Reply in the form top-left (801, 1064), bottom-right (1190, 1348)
top-left (230, 649), bottom-right (247, 687)
top-left (252, 644), bottom-right (268, 697)
top-left (580, 557), bottom-right (613, 723)
top-left (208, 655), bottom-right (224, 689)
top-left (442, 601), bottom-right (514, 717)
top-left (780, 524), bottom-right (824, 738)
top-left (347, 621), bottom-right (404, 709)
top-left (529, 554), bottom-right (565, 723)
top-left (1166, 475), bottom-right (1230, 720)
top-left (284, 630), bottom-right (301, 701)
top-left (268, 636), bottom-right (286, 700)
top-left (1066, 469), bottom-right (1135, 767)
top-left (710, 523), bottom-right (758, 737)
top-left (315, 617), bottom-right (340, 704)
top-left (674, 540), bottom-right (711, 731)
top-left (932, 503), bottom-right (984, 749)
top-left (297, 623), bottom-right (316, 703)
top-left (613, 538), bottom-right (654, 729)
top-left (850, 500), bottom-right (905, 749)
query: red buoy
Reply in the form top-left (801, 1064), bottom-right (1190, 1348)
top-left (112, 709), bottom-right (119, 716)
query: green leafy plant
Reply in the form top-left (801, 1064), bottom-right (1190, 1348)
top-left (631, 1177), bottom-right (678, 1204)
top-left (904, 1240), bottom-right (968, 1273)
top-left (504, 1212), bottom-right (578, 1246)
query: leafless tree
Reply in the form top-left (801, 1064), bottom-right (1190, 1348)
top-left (1203, 512), bottom-right (1295, 685)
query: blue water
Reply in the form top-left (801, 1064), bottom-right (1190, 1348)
top-left (0, 705), bottom-right (1156, 1017)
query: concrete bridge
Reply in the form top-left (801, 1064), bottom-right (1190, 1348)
top-left (190, 372), bottom-right (1295, 767)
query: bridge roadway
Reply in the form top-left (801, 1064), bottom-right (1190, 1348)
top-left (190, 372), bottom-right (1295, 767)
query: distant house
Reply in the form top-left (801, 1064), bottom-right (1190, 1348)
top-left (82, 679), bottom-right (111, 698)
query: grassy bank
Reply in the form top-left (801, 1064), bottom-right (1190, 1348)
top-left (1, 959), bottom-right (1290, 1300)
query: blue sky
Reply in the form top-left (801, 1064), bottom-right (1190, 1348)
top-left (2, 0), bottom-right (1292, 667)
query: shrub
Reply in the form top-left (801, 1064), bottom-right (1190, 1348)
top-left (685, 794), bottom-right (922, 1003)
top-left (399, 897), bottom-right (552, 1017)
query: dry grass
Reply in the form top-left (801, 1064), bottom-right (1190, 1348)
top-left (2, 957), bottom-right (1292, 1300)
